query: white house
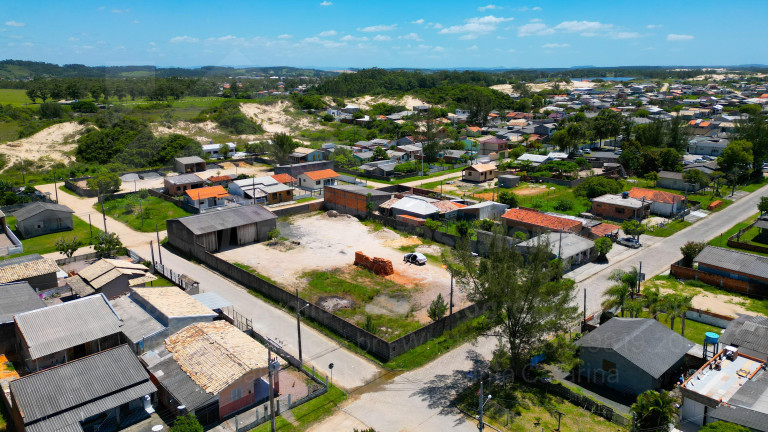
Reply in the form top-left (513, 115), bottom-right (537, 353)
top-left (202, 143), bottom-right (236, 159)
top-left (297, 169), bottom-right (340, 190)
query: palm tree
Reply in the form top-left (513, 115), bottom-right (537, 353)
top-left (625, 299), bottom-right (644, 318)
top-left (665, 293), bottom-right (695, 336)
top-left (602, 283), bottom-right (632, 317)
top-left (642, 286), bottom-right (664, 320)
top-left (631, 390), bottom-right (678, 430)
top-left (610, 267), bottom-right (640, 294)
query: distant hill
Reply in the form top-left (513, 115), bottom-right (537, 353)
top-left (0, 60), bottom-right (340, 80)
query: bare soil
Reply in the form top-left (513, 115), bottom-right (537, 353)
top-left (0, 122), bottom-right (86, 170)
top-left (239, 100), bottom-right (322, 137)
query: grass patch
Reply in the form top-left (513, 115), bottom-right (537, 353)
top-left (57, 185), bottom-right (80, 197)
top-left (739, 177), bottom-right (768, 193)
top-left (233, 262), bottom-right (280, 285)
top-left (0, 89), bottom-right (31, 106)
top-left (384, 165), bottom-right (467, 185)
top-left (296, 197), bottom-right (317, 203)
top-left (5, 215), bottom-right (102, 258)
top-left (302, 268), bottom-right (421, 341)
top-left (708, 212), bottom-right (765, 254)
top-left (148, 273), bottom-right (175, 287)
top-left (647, 275), bottom-right (768, 318)
top-left (645, 220), bottom-right (692, 237)
top-left (96, 194), bottom-right (191, 232)
top-left (456, 381), bottom-right (626, 432)
top-left (626, 179), bottom-right (733, 212)
top-left (251, 384), bottom-right (347, 432)
top-left (635, 309), bottom-right (720, 345)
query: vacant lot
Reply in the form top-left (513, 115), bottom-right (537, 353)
top-left (6, 215), bottom-right (102, 258)
top-left (96, 195), bottom-right (191, 232)
top-left (217, 212), bottom-right (462, 329)
top-left (645, 275), bottom-right (768, 319)
top-left (0, 89), bottom-right (31, 106)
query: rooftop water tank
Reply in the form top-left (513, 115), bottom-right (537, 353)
top-left (705, 331), bottom-right (720, 345)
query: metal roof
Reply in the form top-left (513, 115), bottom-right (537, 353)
top-left (175, 156), bottom-right (205, 164)
top-left (0, 282), bottom-right (45, 323)
top-left (695, 246), bottom-right (768, 281)
top-left (14, 295), bottom-right (123, 360)
top-left (10, 345), bottom-right (156, 432)
top-left (0, 254), bottom-right (59, 284)
top-left (592, 194), bottom-right (648, 209)
top-left (720, 315), bottom-right (768, 360)
top-left (165, 173), bottom-right (204, 185)
top-left (192, 292), bottom-right (233, 310)
top-left (326, 184), bottom-right (391, 197)
top-left (518, 232), bottom-right (594, 259)
top-left (577, 318), bottom-right (694, 379)
top-left (390, 196), bottom-right (441, 217)
top-left (171, 204), bottom-right (277, 235)
top-left (148, 350), bottom-right (214, 411)
top-left (109, 295), bottom-right (166, 345)
top-left (66, 275), bottom-right (95, 298)
top-left (12, 202), bottom-right (74, 221)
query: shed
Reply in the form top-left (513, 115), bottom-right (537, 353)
top-left (462, 163), bottom-right (497, 182)
top-left (458, 201), bottom-right (509, 221)
top-left (517, 232), bottom-right (596, 269)
top-left (389, 196), bottom-right (441, 219)
top-left (577, 318), bottom-right (694, 395)
top-left (174, 156), bottom-right (207, 174)
top-left (497, 175), bottom-right (521, 189)
top-left (13, 202), bottom-right (74, 239)
top-left (167, 205), bottom-right (277, 254)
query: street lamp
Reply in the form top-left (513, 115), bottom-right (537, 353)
top-left (441, 264), bottom-right (455, 330)
top-left (477, 381), bottom-right (492, 431)
top-left (296, 289), bottom-right (310, 366)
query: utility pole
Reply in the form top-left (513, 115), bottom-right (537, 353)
top-left (478, 381), bottom-right (491, 431)
top-left (296, 288), bottom-right (304, 366)
top-left (637, 261), bottom-right (642, 294)
top-left (583, 288), bottom-right (587, 326)
top-left (156, 223), bottom-right (163, 265)
top-left (449, 272), bottom-right (454, 331)
top-left (88, 214), bottom-right (93, 242)
top-left (268, 346), bottom-right (276, 432)
top-left (53, 172), bottom-right (59, 203)
top-left (99, 193), bottom-right (108, 233)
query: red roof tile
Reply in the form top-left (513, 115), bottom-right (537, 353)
top-left (590, 223), bottom-right (621, 237)
top-left (501, 208), bottom-right (582, 231)
top-left (302, 169), bottom-right (339, 181)
top-left (627, 187), bottom-right (684, 205)
top-left (271, 173), bottom-right (297, 184)
top-left (185, 186), bottom-right (229, 200)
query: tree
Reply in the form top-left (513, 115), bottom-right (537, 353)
top-left (625, 298), bottom-right (644, 318)
top-left (170, 414), bottom-right (203, 432)
top-left (218, 144), bottom-right (231, 159)
top-left (680, 241), bottom-right (706, 268)
top-left (700, 421), bottom-right (752, 432)
top-left (658, 148), bottom-right (682, 172)
top-left (621, 219), bottom-right (646, 241)
top-left (574, 176), bottom-right (622, 199)
top-left (594, 237), bottom-right (613, 261)
top-left (664, 293), bottom-right (694, 335)
top-left (268, 133), bottom-right (299, 165)
top-left (497, 190), bottom-right (518, 207)
top-left (642, 286), bottom-right (664, 320)
top-left (643, 171), bottom-right (659, 186)
top-left (735, 111), bottom-right (768, 176)
top-left (372, 146), bottom-right (388, 161)
top-left (683, 169), bottom-right (709, 192)
top-left (427, 293), bottom-right (448, 322)
top-left (759, 196), bottom-right (768, 215)
top-left (631, 390), bottom-right (678, 430)
top-left (717, 139), bottom-right (753, 181)
top-left (87, 171), bottom-right (121, 195)
top-left (94, 232), bottom-right (123, 258)
top-left (444, 233), bottom-right (578, 374)
top-left (666, 115), bottom-right (691, 153)
top-left (39, 101), bottom-right (63, 119)
top-left (455, 219), bottom-right (472, 238)
top-left (602, 267), bottom-right (638, 316)
top-left (55, 236), bottom-right (82, 258)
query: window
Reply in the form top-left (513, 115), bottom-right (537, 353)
top-left (616, 207), bottom-right (625, 214)
top-left (602, 359), bottom-right (617, 374)
top-left (316, 180), bottom-right (320, 185)
top-left (231, 387), bottom-right (242, 401)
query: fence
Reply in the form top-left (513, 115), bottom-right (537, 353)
top-left (147, 188), bottom-right (201, 214)
top-left (55, 251), bottom-right (100, 266)
top-left (670, 262), bottom-right (767, 298)
top-left (153, 261), bottom-right (200, 294)
top-left (522, 175), bottom-right (585, 187)
top-left (727, 220), bottom-right (768, 254)
top-left (0, 226), bottom-right (23, 257)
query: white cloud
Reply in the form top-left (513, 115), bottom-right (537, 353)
top-left (111, 8), bottom-right (130, 13)
top-left (508, 48), bottom-right (517, 52)
top-left (318, 30), bottom-right (337, 37)
top-left (373, 35), bottom-right (391, 41)
top-left (131, 20), bottom-right (139, 24)
top-left (478, 4), bottom-right (501, 11)
top-left (466, 45), bottom-right (479, 51)
top-left (554, 20), bottom-right (613, 33)
top-left (532, 6), bottom-right (541, 11)
top-left (302, 36), bottom-right (345, 48)
top-left (646, 24), bottom-right (662, 29)
top-left (5, 21), bottom-right (25, 27)
top-left (98, 6), bottom-right (105, 10)
top-left (439, 15), bottom-right (513, 35)
top-left (399, 33), bottom-right (422, 41)
top-left (542, 42), bottom-right (569, 48)
top-left (459, 34), bottom-right (478, 40)
top-left (518, 22), bottom-right (555, 36)
top-left (411, 18), bottom-right (424, 24)
top-left (667, 33), bottom-right (693, 41)
top-left (320, 1), bottom-right (333, 5)
top-left (170, 36), bottom-right (199, 43)
top-left (426, 22), bottom-right (443, 29)
top-left (612, 31), bottom-right (640, 39)
top-left (69, 37), bottom-right (79, 41)
top-left (277, 34), bottom-right (292, 39)
top-left (496, 36), bottom-right (506, 40)
top-left (358, 24), bottom-right (397, 32)
top-left (341, 35), bottom-right (369, 41)
top-left (208, 35), bottom-right (239, 42)
top-left (22, 42), bottom-right (35, 47)
top-left (433, 46), bottom-right (445, 52)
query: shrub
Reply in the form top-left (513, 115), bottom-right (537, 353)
top-left (680, 241), bottom-right (707, 267)
top-left (427, 293), bottom-right (448, 322)
top-left (268, 229), bottom-right (281, 240)
top-left (497, 190), bottom-right (518, 207)
top-left (535, 170), bottom-right (552, 178)
top-left (531, 198), bottom-right (544, 209)
top-left (574, 176), bottom-right (622, 199)
top-left (455, 220), bottom-right (472, 238)
top-left (475, 219), bottom-right (495, 231)
top-left (170, 414), bottom-right (203, 432)
top-left (71, 100), bottom-right (98, 113)
top-left (594, 237), bottom-right (613, 259)
top-left (424, 219), bottom-right (442, 231)
top-left (553, 199), bottom-right (573, 212)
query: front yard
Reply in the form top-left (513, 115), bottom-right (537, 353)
top-left (6, 215), bottom-right (103, 258)
top-left (95, 194), bottom-right (191, 232)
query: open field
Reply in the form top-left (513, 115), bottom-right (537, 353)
top-left (217, 212), bottom-right (462, 327)
top-left (96, 195), bottom-right (191, 232)
top-left (5, 215), bottom-right (102, 258)
top-left (0, 89), bottom-right (31, 106)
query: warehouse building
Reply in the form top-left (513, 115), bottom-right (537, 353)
top-left (167, 205), bottom-right (277, 254)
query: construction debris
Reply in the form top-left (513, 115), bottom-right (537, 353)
top-left (354, 251), bottom-right (394, 276)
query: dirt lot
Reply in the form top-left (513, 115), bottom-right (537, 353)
top-left (0, 121), bottom-right (86, 170)
top-left (216, 212), bottom-right (463, 323)
top-left (643, 277), bottom-right (758, 318)
top-left (239, 100), bottom-right (322, 137)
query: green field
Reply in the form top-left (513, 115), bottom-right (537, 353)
top-left (5, 215), bottom-right (103, 258)
top-left (251, 383), bottom-right (347, 432)
top-left (0, 89), bottom-right (32, 106)
top-left (96, 195), bottom-right (191, 232)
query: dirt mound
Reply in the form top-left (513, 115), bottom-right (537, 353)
top-left (385, 236), bottom-right (422, 248)
top-left (317, 296), bottom-right (353, 312)
top-left (0, 122), bottom-right (86, 170)
top-left (373, 228), bottom-right (400, 241)
top-left (239, 100), bottom-right (321, 136)
top-left (415, 245), bottom-right (442, 256)
top-left (348, 95), bottom-right (432, 110)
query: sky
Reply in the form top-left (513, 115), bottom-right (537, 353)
top-left (2, 1), bottom-right (767, 69)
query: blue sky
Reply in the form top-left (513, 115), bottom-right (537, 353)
top-left (2, 1), bottom-right (766, 69)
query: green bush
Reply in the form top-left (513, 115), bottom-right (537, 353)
top-left (553, 199), bottom-right (573, 211)
top-left (497, 190), bottom-right (518, 207)
top-left (574, 176), bottom-right (622, 199)
top-left (170, 414), bottom-right (203, 432)
top-left (424, 219), bottom-right (442, 231)
top-left (535, 170), bottom-right (552, 178)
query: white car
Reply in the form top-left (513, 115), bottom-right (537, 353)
top-left (403, 252), bottom-right (427, 265)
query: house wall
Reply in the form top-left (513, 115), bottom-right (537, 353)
top-left (324, 188), bottom-right (391, 217)
top-left (462, 169), bottom-right (496, 182)
top-left (266, 190), bottom-right (293, 205)
top-left (578, 347), bottom-right (658, 395)
top-left (164, 180), bottom-right (204, 196)
top-left (299, 176), bottom-right (337, 190)
top-left (0, 323), bottom-right (16, 358)
top-left (218, 370), bottom-right (265, 418)
top-left (19, 333), bottom-right (121, 372)
top-left (657, 177), bottom-right (692, 192)
top-left (99, 276), bottom-right (131, 300)
top-left (591, 202), bottom-right (644, 220)
top-left (19, 272), bottom-right (57, 291)
top-left (175, 160), bottom-right (206, 174)
top-left (648, 201), bottom-right (679, 217)
top-left (681, 398), bottom-right (707, 428)
top-left (16, 210), bottom-right (74, 239)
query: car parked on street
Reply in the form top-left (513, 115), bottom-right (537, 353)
top-left (617, 237), bottom-right (641, 248)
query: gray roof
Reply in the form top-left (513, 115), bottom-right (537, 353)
top-left (327, 184), bottom-right (391, 197)
top-left (518, 232), bottom-right (594, 259)
top-left (658, 170), bottom-right (683, 180)
top-left (390, 196), bottom-right (441, 217)
top-left (172, 205), bottom-right (277, 235)
top-left (109, 295), bottom-right (166, 346)
top-left (175, 156), bottom-right (205, 164)
top-left (719, 315), bottom-right (768, 360)
top-left (711, 371), bottom-right (768, 431)
top-left (592, 194), bottom-right (648, 209)
top-left (0, 282), bottom-right (45, 323)
top-left (10, 345), bottom-right (156, 432)
top-left (14, 294), bottom-right (123, 359)
top-left (13, 202), bottom-right (74, 221)
top-left (148, 350), bottom-right (214, 411)
top-left (694, 246), bottom-right (768, 281)
top-left (577, 318), bottom-right (694, 379)
top-left (755, 218), bottom-right (768, 230)
top-left (165, 173), bottom-right (204, 185)
top-left (192, 292), bottom-right (233, 310)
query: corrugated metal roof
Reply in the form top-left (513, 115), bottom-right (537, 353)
top-left (66, 275), bottom-right (95, 298)
top-left (14, 295), bottom-right (123, 359)
top-left (165, 321), bottom-right (268, 395)
top-left (149, 351), bottom-right (214, 411)
top-left (577, 318), bottom-right (693, 379)
top-left (165, 173), bottom-right (204, 185)
top-left (695, 246), bottom-right (768, 281)
top-left (10, 345), bottom-right (156, 430)
top-left (109, 295), bottom-right (165, 345)
top-left (175, 156), bottom-right (205, 164)
top-left (12, 202), bottom-right (74, 221)
top-left (0, 282), bottom-right (45, 323)
top-left (0, 254), bottom-right (59, 284)
top-left (390, 196), bottom-right (440, 217)
top-left (720, 315), bottom-right (768, 360)
top-left (192, 292), bottom-right (233, 310)
top-left (171, 205), bottom-right (277, 235)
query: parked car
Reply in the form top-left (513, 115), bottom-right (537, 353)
top-left (583, 148), bottom-right (592, 154)
top-left (614, 149), bottom-right (623, 155)
top-left (617, 237), bottom-right (641, 248)
top-left (403, 252), bottom-right (427, 265)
